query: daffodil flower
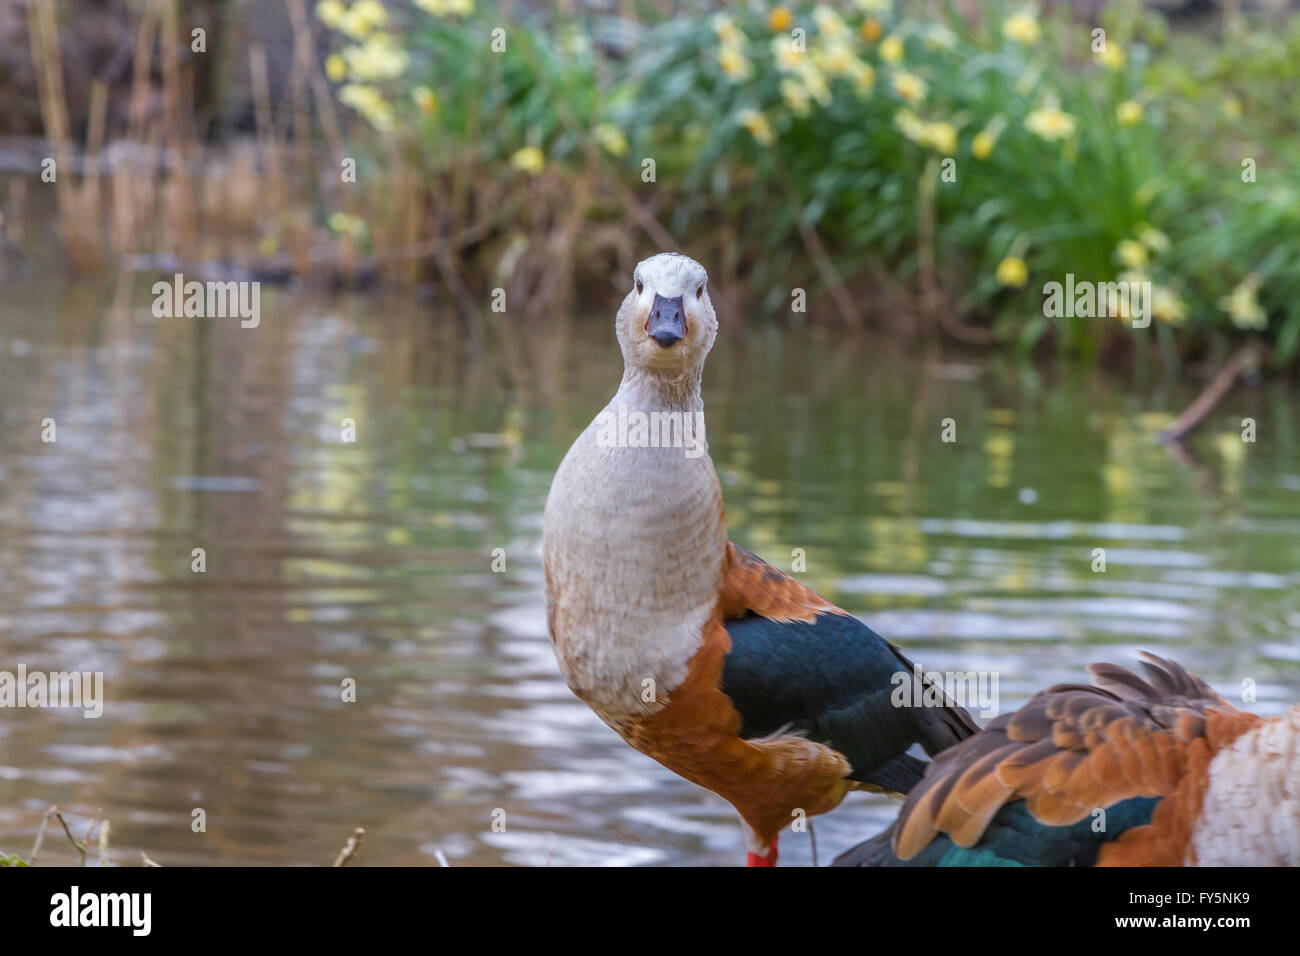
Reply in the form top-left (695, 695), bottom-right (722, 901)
top-left (511, 146), bottom-right (546, 176)
top-left (1025, 104), bottom-right (1075, 140)
top-left (1218, 276), bottom-right (1267, 329)
top-left (996, 257), bottom-right (1029, 288)
top-left (1116, 240), bottom-right (1148, 270)
top-left (737, 109), bottom-right (775, 146)
top-left (767, 7), bottom-right (793, 32)
top-left (1116, 100), bottom-right (1143, 126)
top-left (1002, 12), bottom-right (1041, 45)
top-left (891, 70), bottom-right (927, 103)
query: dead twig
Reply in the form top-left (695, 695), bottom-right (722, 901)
top-left (331, 827), bottom-right (366, 867)
top-left (797, 219), bottom-right (863, 331)
top-left (616, 185), bottom-right (741, 321)
top-left (31, 805), bottom-right (91, 866)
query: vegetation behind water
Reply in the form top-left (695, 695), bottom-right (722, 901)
top-left (7, 0), bottom-right (1300, 368)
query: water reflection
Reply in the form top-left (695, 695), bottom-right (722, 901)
top-left (0, 274), bottom-right (1298, 866)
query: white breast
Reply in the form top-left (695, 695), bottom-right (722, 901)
top-left (542, 391), bottom-right (726, 725)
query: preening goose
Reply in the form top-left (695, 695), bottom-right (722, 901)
top-left (833, 652), bottom-right (1300, 867)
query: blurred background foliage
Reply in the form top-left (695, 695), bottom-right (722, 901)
top-left (395, 0), bottom-right (1300, 360)
top-left (5, 0), bottom-right (1300, 367)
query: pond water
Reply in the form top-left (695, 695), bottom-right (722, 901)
top-left (1, 274), bottom-right (1298, 866)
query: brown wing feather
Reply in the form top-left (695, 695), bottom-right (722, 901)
top-left (893, 653), bottom-right (1262, 862)
top-left (717, 542), bottom-right (838, 623)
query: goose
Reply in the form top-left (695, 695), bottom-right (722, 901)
top-left (833, 652), bottom-right (1300, 866)
top-left (542, 252), bottom-right (978, 866)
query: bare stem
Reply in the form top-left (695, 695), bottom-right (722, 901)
top-left (331, 827), bottom-right (366, 867)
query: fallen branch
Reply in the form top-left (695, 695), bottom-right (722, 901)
top-left (1159, 344), bottom-right (1261, 443)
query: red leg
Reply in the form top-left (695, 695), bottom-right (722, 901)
top-left (745, 835), bottom-right (779, 867)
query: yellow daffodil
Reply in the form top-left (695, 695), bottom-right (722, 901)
top-left (813, 7), bottom-right (848, 38)
top-left (781, 78), bottom-right (812, 116)
top-left (413, 85), bottom-right (438, 114)
top-left (510, 146), bottom-right (545, 176)
top-left (1025, 104), bottom-right (1075, 140)
top-left (594, 123), bottom-right (628, 156)
top-left (353, 0), bottom-right (387, 29)
top-left (848, 59), bottom-right (875, 95)
top-left (972, 116), bottom-right (1006, 159)
top-left (316, 0), bottom-right (346, 29)
top-left (1218, 276), bottom-right (1267, 329)
top-left (927, 120), bottom-right (958, 154)
top-left (880, 35), bottom-right (904, 63)
top-left (1138, 226), bottom-right (1170, 253)
top-left (894, 109), bottom-right (928, 144)
top-left (737, 108), bottom-right (775, 146)
top-left (712, 14), bottom-right (741, 46)
top-left (342, 33), bottom-right (409, 82)
top-left (1116, 240), bottom-right (1148, 270)
top-left (768, 7), bottom-right (793, 32)
top-left (718, 44), bottom-right (753, 80)
top-left (798, 62), bottom-right (833, 104)
top-left (1002, 11), bottom-right (1041, 45)
top-left (895, 111), bottom-right (957, 154)
top-left (416, 0), bottom-right (471, 16)
top-left (337, 0), bottom-right (387, 39)
top-left (1116, 100), bottom-right (1143, 126)
top-left (861, 18), bottom-right (883, 43)
top-left (1097, 43), bottom-right (1125, 70)
top-left (338, 83), bottom-right (393, 130)
top-left (891, 70), bottom-right (927, 103)
top-left (817, 42), bottom-right (856, 76)
top-left (325, 53), bottom-right (347, 82)
top-left (772, 36), bottom-right (804, 70)
top-left (996, 256), bottom-right (1029, 288)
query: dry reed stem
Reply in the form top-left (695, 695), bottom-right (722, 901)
top-left (331, 827), bottom-right (366, 866)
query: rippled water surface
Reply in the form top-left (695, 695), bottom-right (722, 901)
top-left (2, 275), bottom-right (1299, 866)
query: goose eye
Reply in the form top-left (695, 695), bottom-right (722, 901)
top-left (635, 278), bottom-right (644, 294)
top-left (696, 282), bottom-right (705, 298)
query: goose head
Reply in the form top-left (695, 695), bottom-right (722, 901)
top-left (615, 252), bottom-right (717, 380)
